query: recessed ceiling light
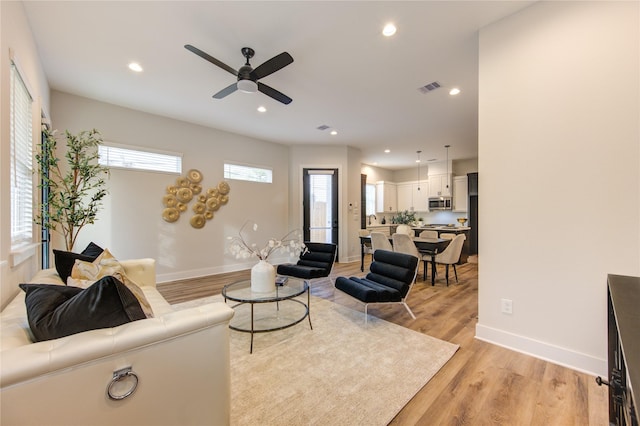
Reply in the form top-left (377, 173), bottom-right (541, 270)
top-left (128, 62), bottom-right (143, 72)
top-left (257, 106), bottom-right (267, 113)
top-left (330, 130), bottom-right (338, 136)
top-left (384, 149), bottom-right (390, 153)
top-left (382, 23), bottom-right (396, 37)
top-left (449, 88), bottom-right (461, 95)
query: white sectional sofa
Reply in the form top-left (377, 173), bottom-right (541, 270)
top-left (0, 258), bottom-right (235, 426)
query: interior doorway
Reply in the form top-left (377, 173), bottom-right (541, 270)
top-left (303, 168), bottom-right (338, 256)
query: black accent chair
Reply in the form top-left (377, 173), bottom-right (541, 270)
top-left (276, 242), bottom-right (337, 286)
top-left (335, 250), bottom-right (419, 322)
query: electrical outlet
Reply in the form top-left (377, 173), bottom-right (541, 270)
top-left (501, 298), bottom-right (513, 314)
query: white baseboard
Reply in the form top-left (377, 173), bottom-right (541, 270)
top-left (475, 323), bottom-right (607, 377)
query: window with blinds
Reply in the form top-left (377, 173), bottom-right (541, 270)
top-left (98, 143), bottom-right (182, 174)
top-left (224, 163), bottom-right (273, 183)
top-left (10, 62), bottom-right (33, 247)
top-left (365, 184), bottom-right (376, 216)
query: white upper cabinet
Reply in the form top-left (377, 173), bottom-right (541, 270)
top-left (376, 181), bottom-right (397, 213)
top-left (396, 183), bottom-right (413, 212)
top-left (427, 173), bottom-right (451, 197)
top-left (396, 181), bottom-right (428, 212)
top-left (453, 175), bottom-right (468, 212)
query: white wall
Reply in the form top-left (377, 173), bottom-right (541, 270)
top-left (50, 91), bottom-right (291, 283)
top-left (477, 1), bottom-right (639, 376)
top-left (0, 2), bottom-right (50, 309)
top-left (289, 145), bottom-right (362, 263)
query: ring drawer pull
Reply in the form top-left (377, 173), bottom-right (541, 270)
top-left (107, 367), bottom-right (139, 401)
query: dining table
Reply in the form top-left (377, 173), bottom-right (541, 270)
top-left (358, 235), bottom-right (450, 285)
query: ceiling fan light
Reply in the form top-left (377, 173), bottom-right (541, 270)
top-left (237, 79), bottom-right (258, 93)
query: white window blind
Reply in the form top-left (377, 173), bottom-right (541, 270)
top-left (224, 163), bottom-right (272, 183)
top-left (10, 62), bottom-right (33, 246)
top-left (98, 143), bottom-right (182, 174)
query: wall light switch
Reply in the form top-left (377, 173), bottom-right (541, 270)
top-left (501, 298), bottom-right (513, 314)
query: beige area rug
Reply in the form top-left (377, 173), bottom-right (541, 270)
top-left (173, 295), bottom-right (459, 426)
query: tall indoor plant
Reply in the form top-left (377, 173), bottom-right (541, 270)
top-left (34, 129), bottom-right (109, 251)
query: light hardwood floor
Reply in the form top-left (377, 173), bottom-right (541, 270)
top-left (158, 256), bottom-right (609, 425)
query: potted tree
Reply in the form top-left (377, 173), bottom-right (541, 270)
top-left (34, 129), bottom-right (109, 251)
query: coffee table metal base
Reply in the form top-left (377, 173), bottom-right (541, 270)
top-left (223, 279), bottom-right (312, 353)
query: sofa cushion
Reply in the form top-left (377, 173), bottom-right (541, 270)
top-left (53, 242), bottom-right (104, 284)
top-left (19, 276), bottom-right (147, 342)
top-left (69, 249), bottom-right (154, 318)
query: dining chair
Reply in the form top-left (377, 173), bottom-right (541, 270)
top-left (370, 232), bottom-right (392, 253)
top-left (358, 229), bottom-right (372, 254)
top-left (439, 232), bottom-right (456, 240)
top-left (392, 233), bottom-right (429, 281)
top-left (434, 234), bottom-right (466, 285)
top-left (395, 224), bottom-right (413, 236)
top-left (419, 230), bottom-right (438, 239)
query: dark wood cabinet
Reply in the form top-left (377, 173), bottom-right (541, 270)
top-left (603, 275), bottom-right (639, 426)
top-left (467, 172), bottom-right (478, 255)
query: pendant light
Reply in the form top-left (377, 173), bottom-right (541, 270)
top-left (445, 145), bottom-right (450, 190)
top-left (416, 150), bottom-right (422, 191)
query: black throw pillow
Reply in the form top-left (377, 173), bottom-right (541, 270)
top-left (19, 276), bottom-right (146, 342)
top-left (53, 242), bottom-right (104, 284)
top-left (81, 241), bottom-right (104, 258)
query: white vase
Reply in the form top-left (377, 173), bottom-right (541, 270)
top-left (251, 260), bottom-right (276, 293)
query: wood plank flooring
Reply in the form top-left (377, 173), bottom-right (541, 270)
top-left (158, 256), bottom-right (609, 425)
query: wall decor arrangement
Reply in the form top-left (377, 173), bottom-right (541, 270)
top-left (161, 169), bottom-right (230, 228)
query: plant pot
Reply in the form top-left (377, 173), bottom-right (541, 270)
top-left (251, 260), bottom-right (276, 293)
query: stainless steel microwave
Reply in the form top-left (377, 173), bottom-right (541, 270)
top-left (428, 197), bottom-right (452, 210)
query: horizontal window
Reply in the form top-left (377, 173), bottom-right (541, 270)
top-left (99, 143), bottom-right (182, 174)
top-left (224, 163), bottom-right (272, 183)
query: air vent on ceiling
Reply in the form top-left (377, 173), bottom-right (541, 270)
top-left (418, 81), bottom-right (441, 94)
top-left (316, 125), bottom-right (330, 131)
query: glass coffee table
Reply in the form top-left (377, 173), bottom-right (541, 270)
top-left (222, 277), bottom-right (312, 353)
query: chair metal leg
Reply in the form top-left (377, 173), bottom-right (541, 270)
top-left (403, 302), bottom-right (416, 319)
top-left (453, 264), bottom-right (458, 283)
top-left (364, 304), bottom-right (369, 324)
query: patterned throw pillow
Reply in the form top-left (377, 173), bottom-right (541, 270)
top-left (69, 249), bottom-right (154, 318)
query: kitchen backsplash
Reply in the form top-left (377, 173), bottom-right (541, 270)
top-left (370, 210), bottom-right (468, 226)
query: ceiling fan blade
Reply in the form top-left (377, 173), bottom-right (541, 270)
top-left (257, 82), bottom-right (292, 105)
top-left (184, 44), bottom-right (238, 76)
top-left (213, 83), bottom-right (238, 99)
top-left (251, 52), bottom-right (293, 80)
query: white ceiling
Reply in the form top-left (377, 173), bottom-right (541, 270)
top-left (23, 1), bottom-right (534, 170)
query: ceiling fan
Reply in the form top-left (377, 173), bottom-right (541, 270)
top-left (184, 44), bottom-right (294, 105)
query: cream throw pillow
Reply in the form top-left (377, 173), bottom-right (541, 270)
top-left (69, 249), bottom-right (154, 318)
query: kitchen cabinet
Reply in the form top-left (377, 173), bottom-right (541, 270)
top-left (375, 181), bottom-right (397, 213)
top-left (427, 174), bottom-right (451, 197)
top-left (453, 176), bottom-right (468, 212)
top-left (396, 183), bottom-right (412, 212)
top-left (397, 181), bottom-right (428, 212)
